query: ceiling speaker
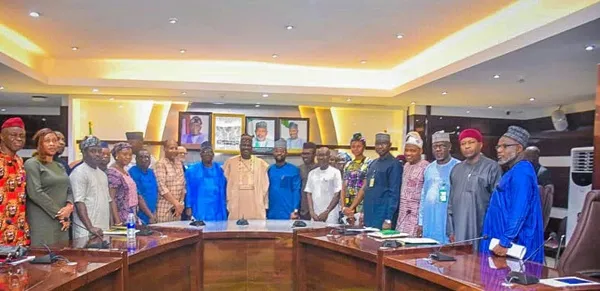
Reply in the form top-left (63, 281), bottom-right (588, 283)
top-left (551, 109), bottom-right (568, 131)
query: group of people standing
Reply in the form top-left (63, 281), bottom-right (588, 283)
top-left (1, 115), bottom-right (544, 263)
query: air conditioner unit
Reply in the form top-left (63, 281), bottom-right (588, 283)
top-left (566, 146), bottom-right (593, 243)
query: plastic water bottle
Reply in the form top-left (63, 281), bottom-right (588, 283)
top-left (126, 212), bottom-right (136, 253)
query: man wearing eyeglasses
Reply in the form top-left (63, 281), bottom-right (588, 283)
top-left (480, 126), bottom-right (544, 263)
top-left (446, 128), bottom-right (502, 250)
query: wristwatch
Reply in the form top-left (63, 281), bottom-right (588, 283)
top-left (384, 219), bottom-right (391, 224)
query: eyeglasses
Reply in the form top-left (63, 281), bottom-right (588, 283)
top-left (495, 144), bottom-right (519, 150)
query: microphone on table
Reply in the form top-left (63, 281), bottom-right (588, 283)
top-left (381, 210), bottom-right (411, 248)
top-left (429, 235), bottom-right (488, 261)
top-left (505, 232), bottom-right (556, 286)
top-left (70, 221), bottom-right (110, 249)
top-left (236, 214), bottom-right (249, 226)
top-left (189, 215), bottom-right (206, 227)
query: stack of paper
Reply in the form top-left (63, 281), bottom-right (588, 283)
top-left (397, 238), bottom-right (439, 245)
top-left (488, 238), bottom-right (526, 260)
top-left (367, 231), bottom-right (409, 239)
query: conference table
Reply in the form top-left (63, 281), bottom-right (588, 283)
top-left (45, 227), bottom-right (203, 291)
top-left (154, 219), bottom-right (329, 291)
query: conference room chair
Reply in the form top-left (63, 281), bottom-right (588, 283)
top-left (540, 184), bottom-right (554, 231)
top-left (556, 190), bottom-right (600, 278)
top-left (544, 217), bottom-right (566, 267)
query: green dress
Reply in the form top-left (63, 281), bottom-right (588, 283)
top-left (24, 159), bottom-right (73, 246)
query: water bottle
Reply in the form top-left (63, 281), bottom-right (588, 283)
top-left (126, 212), bottom-right (136, 253)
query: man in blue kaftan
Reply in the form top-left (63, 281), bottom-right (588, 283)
top-left (267, 139), bottom-right (302, 219)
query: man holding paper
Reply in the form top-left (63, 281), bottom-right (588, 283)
top-left (481, 126), bottom-right (544, 263)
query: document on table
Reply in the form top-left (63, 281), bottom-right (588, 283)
top-left (397, 237), bottom-right (439, 245)
top-left (539, 277), bottom-right (599, 288)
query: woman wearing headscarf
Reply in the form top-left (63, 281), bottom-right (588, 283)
top-left (341, 133), bottom-right (372, 225)
top-left (396, 131), bottom-right (429, 236)
top-left (25, 128), bottom-right (73, 246)
top-left (107, 142), bottom-right (138, 225)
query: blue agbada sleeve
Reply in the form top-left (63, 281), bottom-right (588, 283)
top-left (292, 167), bottom-right (302, 210)
top-left (218, 163), bottom-right (227, 216)
top-left (184, 164), bottom-right (196, 209)
top-left (385, 161), bottom-right (402, 221)
top-left (499, 168), bottom-right (533, 248)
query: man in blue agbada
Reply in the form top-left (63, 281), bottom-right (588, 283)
top-left (184, 141), bottom-right (227, 221)
top-left (481, 126), bottom-right (544, 263)
top-left (267, 139), bottom-right (302, 219)
top-left (129, 149), bottom-right (158, 224)
top-left (417, 131), bottom-right (460, 244)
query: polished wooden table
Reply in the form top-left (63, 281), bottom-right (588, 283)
top-left (294, 229), bottom-right (472, 291)
top-left (48, 227), bottom-right (202, 291)
top-left (8, 249), bottom-right (123, 291)
top-left (382, 249), bottom-right (600, 290)
top-left (154, 219), bottom-right (329, 291)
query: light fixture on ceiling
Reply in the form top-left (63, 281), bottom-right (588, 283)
top-left (255, 104), bottom-right (261, 108)
top-left (29, 11), bottom-right (40, 18)
top-left (396, 34), bottom-right (404, 39)
top-left (410, 101), bottom-right (416, 105)
top-left (466, 110), bottom-right (471, 114)
top-left (213, 102), bottom-right (225, 105)
top-left (285, 25), bottom-right (294, 30)
top-left (272, 54), bottom-right (279, 58)
top-left (71, 46), bottom-right (79, 51)
top-left (109, 97), bottom-right (115, 101)
top-left (169, 18), bottom-right (178, 24)
top-left (92, 88), bottom-right (99, 93)
top-left (181, 91), bottom-right (187, 95)
top-left (585, 45), bottom-right (595, 51)
top-left (31, 96), bottom-right (48, 102)
top-left (529, 97), bottom-right (535, 101)
top-left (179, 49), bottom-right (187, 54)
top-left (493, 74), bottom-right (500, 79)
top-left (262, 94), bottom-right (269, 98)
top-left (441, 91), bottom-right (448, 95)
top-left (487, 106), bottom-right (493, 109)
top-left (346, 98), bottom-right (352, 102)
top-left (0, 86), bottom-right (4, 90)
top-left (0, 109), bottom-right (5, 112)
top-left (360, 60), bottom-right (367, 64)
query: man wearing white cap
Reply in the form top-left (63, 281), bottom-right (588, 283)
top-left (396, 132), bottom-right (429, 235)
top-left (417, 131), bottom-right (460, 243)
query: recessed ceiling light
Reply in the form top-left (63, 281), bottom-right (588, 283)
top-left (488, 106), bottom-right (493, 109)
top-left (410, 101), bottom-right (416, 105)
top-left (360, 60), bottom-right (367, 64)
top-left (272, 54), bottom-right (278, 58)
top-left (0, 86), bottom-right (4, 90)
top-left (71, 46), bottom-right (79, 51)
top-left (179, 49), bottom-right (187, 54)
top-left (529, 97), bottom-right (535, 101)
top-left (441, 91), bottom-right (448, 95)
top-left (466, 110), bottom-right (470, 114)
top-left (109, 97), bottom-right (115, 101)
top-left (29, 11), bottom-right (40, 18)
top-left (346, 98), bottom-right (352, 102)
top-left (262, 94), bottom-right (269, 98)
top-left (31, 96), bottom-right (48, 102)
top-left (255, 104), bottom-right (261, 108)
top-left (213, 102), bottom-right (225, 105)
top-left (181, 91), bottom-right (187, 95)
top-left (169, 18), bottom-right (178, 24)
top-left (92, 88), bottom-right (99, 93)
top-left (585, 45), bottom-right (595, 51)
top-left (285, 25), bottom-right (294, 30)
top-left (396, 34), bottom-right (404, 39)
top-left (0, 108), bottom-right (5, 112)
top-left (493, 74), bottom-right (500, 79)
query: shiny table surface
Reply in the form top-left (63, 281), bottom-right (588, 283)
top-left (154, 219), bottom-right (331, 234)
top-left (383, 249), bottom-right (600, 290)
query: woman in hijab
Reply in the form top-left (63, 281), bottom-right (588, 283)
top-left (107, 142), bottom-right (138, 225)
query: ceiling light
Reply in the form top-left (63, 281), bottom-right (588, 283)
top-left (529, 97), bottom-right (535, 101)
top-left (285, 25), bottom-right (294, 30)
top-left (396, 34), bottom-right (404, 39)
top-left (441, 91), bottom-right (448, 95)
top-left (262, 94), bottom-right (269, 98)
top-left (213, 102), bottom-right (225, 105)
top-left (31, 96), bottom-right (48, 102)
top-left (181, 91), bottom-right (187, 95)
top-left (255, 104), bottom-right (261, 108)
top-left (346, 98), bottom-right (352, 102)
top-left (29, 11), bottom-right (40, 18)
top-left (0, 109), bottom-right (5, 112)
top-left (466, 110), bottom-right (470, 114)
top-left (92, 88), bottom-right (99, 93)
top-left (410, 101), bottom-right (416, 105)
top-left (585, 45), bottom-right (595, 51)
top-left (71, 46), bottom-right (79, 51)
top-left (493, 74), bottom-right (500, 79)
top-left (487, 106), bottom-right (493, 109)
top-left (272, 54), bottom-right (278, 58)
top-left (109, 97), bottom-right (115, 101)
top-left (169, 18), bottom-right (178, 24)
top-left (0, 86), bottom-right (4, 90)
top-left (360, 60), bottom-right (367, 64)
top-left (179, 49), bottom-right (186, 54)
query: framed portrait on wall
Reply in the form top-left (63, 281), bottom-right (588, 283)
top-left (212, 113), bottom-right (245, 154)
top-left (246, 117), bottom-right (278, 154)
top-left (278, 118), bottom-right (310, 153)
top-left (178, 112), bottom-right (212, 150)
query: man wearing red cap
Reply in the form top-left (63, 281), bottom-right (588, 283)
top-left (0, 117), bottom-right (29, 246)
top-left (446, 128), bottom-right (502, 249)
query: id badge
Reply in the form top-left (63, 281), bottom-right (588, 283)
top-left (439, 184), bottom-right (448, 202)
top-left (369, 177), bottom-right (375, 188)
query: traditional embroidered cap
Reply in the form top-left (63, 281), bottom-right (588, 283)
top-left (302, 142), bottom-right (316, 150)
top-left (200, 141), bottom-right (212, 151)
top-left (255, 121), bottom-right (268, 129)
top-left (274, 139), bottom-right (287, 149)
top-left (125, 132), bottom-right (144, 140)
top-left (289, 122), bottom-right (298, 129)
top-left (502, 125), bottom-right (530, 148)
top-left (405, 131), bottom-right (423, 149)
top-left (1, 117), bottom-right (25, 130)
top-left (458, 128), bottom-right (483, 143)
top-left (111, 142), bottom-right (132, 158)
top-left (338, 151), bottom-right (352, 163)
top-left (100, 141), bottom-right (109, 148)
top-left (79, 135), bottom-right (102, 152)
top-left (432, 130), bottom-right (450, 144)
top-left (350, 132), bottom-right (366, 144)
top-left (375, 132), bottom-right (391, 143)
